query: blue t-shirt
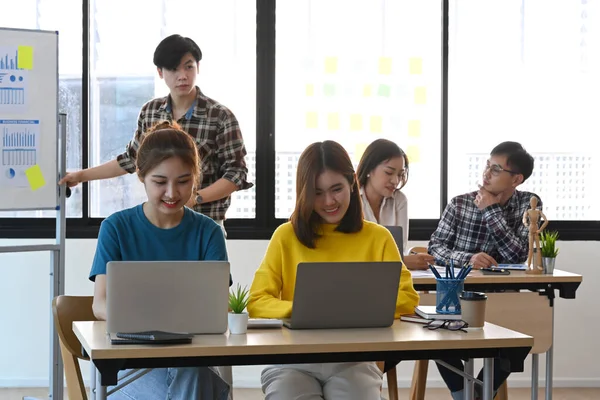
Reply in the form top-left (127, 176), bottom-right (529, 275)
top-left (89, 205), bottom-right (230, 284)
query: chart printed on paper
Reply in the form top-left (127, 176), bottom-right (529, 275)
top-left (0, 119), bottom-right (40, 187)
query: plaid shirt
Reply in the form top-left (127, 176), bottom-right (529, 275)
top-left (116, 87), bottom-right (253, 220)
top-left (428, 190), bottom-right (543, 266)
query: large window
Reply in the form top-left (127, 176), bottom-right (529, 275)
top-left (275, 0), bottom-right (442, 219)
top-left (448, 0), bottom-right (600, 220)
top-left (0, 0), bottom-right (82, 218)
top-left (88, 0), bottom-right (256, 218)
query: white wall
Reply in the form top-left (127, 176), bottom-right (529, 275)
top-left (0, 239), bottom-right (597, 388)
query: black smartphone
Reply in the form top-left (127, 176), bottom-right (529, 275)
top-left (481, 267), bottom-right (510, 275)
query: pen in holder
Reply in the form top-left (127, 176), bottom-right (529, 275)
top-left (436, 278), bottom-right (464, 315)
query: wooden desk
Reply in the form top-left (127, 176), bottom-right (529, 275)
top-left (74, 320), bottom-right (533, 400)
top-left (412, 269), bottom-right (582, 400)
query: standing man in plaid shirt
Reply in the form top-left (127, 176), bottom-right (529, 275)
top-left (59, 34), bottom-right (252, 227)
top-left (428, 141), bottom-right (542, 400)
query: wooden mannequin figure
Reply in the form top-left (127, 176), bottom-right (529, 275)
top-left (522, 196), bottom-right (549, 274)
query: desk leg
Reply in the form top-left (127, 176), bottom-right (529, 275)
top-left (464, 359), bottom-right (474, 400)
top-left (531, 353), bottom-right (539, 400)
top-left (96, 368), bottom-right (107, 400)
top-left (482, 358), bottom-right (494, 400)
top-left (546, 299), bottom-right (555, 400)
top-left (89, 363), bottom-right (96, 400)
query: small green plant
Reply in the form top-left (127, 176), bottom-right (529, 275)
top-left (540, 230), bottom-right (559, 258)
top-left (228, 284), bottom-right (250, 314)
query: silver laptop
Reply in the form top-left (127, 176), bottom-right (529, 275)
top-left (282, 261), bottom-right (402, 330)
top-left (384, 226), bottom-right (404, 256)
top-left (106, 261), bottom-right (229, 335)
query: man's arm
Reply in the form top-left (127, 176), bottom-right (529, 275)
top-left (428, 200), bottom-right (475, 266)
top-left (483, 203), bottom-right (533, 263)
top-left (196, 178), bottom-right (238, 204)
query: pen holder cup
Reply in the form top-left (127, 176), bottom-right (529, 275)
top-left (436, 278), bottom-right (464, 315)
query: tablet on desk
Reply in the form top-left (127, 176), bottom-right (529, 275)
top-left (497, 263), bottom-right (527, 271)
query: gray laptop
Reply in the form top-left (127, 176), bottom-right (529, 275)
top-left (106, 261), bottom-right (230, 335)
top-left (282, 261), bottom-right (402, 330)
top-left (384, 225), bottom-right (404, 255)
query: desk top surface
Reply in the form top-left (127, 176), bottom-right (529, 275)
top-left (74, 320), bottom-right (533, 360)
top-left (411, 268), bottom-right (582, 285)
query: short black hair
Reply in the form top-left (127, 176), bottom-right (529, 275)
top-left (153, 34), bottom-right (202, 71)
top-left (490, 141), bottom-right (535, 182)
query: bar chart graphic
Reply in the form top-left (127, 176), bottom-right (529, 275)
top-left (0, 120), bottom-right (40, 187)
top-left (0, 46), bottom-right (28, 108)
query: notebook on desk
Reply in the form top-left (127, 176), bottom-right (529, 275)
top-left (106, 261), bottom-right (230, 335)
top-left (282, 261), bottom-right (402, 330)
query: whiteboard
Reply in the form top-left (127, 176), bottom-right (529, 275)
top-left (0, 27), bottom-right (58, 210)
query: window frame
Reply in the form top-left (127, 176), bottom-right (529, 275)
top-left (0, 0), bottom-right (597, 241)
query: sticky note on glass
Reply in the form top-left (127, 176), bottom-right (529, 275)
top-left (350, 114), bottom-right (363, 131)
top-left (25, 164), bottom-right (46, 191)
top-left (306, 84), bottom-right (314, 96)
top-left (377, 84), bottom-right (391, 97)
top-left (406, 145), bottom-right (420, 163)
top-left (370, 116), bottom-right (383, 133)
top-left (324, 83), bottom-right (336, 97)
top-left (408, 120), bottom-right (421, 137)
top-left (355, 143), bottom-right (368, 161)
top-left (327, 113), bottom-right (340, 130)
top-left (18, 46), bottom-right (34, 70)
top-left (325, 57), bottom-right (338, 74)
top-left (409, 57), bottom-right (422, 75)
top-left (363, 85), bottom-right (372, 97)
top-left (379, 57), bottom-right (392, 75)
top-left (306, 112), bottom-right (318, 129)
top-left (414, 87), bottom-right (427, 104)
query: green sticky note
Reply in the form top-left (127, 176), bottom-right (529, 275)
top-left (324, 83), bottom-right (336, 97)
top-left (25, 164), bottom-right (46, 191)
top-left (18, 46), bottom-right (33, 70)
top-left (306, 112), bottom-right (318, 129)
top-left (377, 84), bottom-right (391, 97)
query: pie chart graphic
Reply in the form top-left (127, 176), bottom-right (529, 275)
top-left (5, 168), bottom-right (16, 179)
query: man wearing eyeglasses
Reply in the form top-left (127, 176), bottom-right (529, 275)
top-left (428, 141), bottom-right (542, 400)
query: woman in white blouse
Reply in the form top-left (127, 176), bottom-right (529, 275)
top-left (356, 139), bottom-right (434, 270)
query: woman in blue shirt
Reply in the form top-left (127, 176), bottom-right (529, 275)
top-left (89, 121), bottom-right (230, 400)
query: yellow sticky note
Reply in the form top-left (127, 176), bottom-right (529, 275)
top-left (306, 84), bottom-right (314, 96)
top-left (414, 87), bottom-right (427, 104)
top-left (409, 57), bottom-right (422, 75)
top-left (379, 57), bottom-right (392, 75)
top-left (408, 120), bottom-right (421, 137)
top-left (370, 116), bottom-right (383, 133)
top-left (363, 85), bottom-right (372, 97)
top-left (327, 113), bottom-right (340, 130)
top-left (306, 112), bottom-right (318, 129)
top-left (355, 143), bottom-right (368, 161)
top-left (406, 145), bottom-right (420, 163)
top-left (25, 164), bottom-right (46, 191)
top-left (18, 46), bottom-right (33, 70)
top-left (325, 57), bottom-right (338, 74)
top-left (350, 114), bottom-right (363, 131)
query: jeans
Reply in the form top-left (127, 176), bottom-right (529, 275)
top-left (108, 367), bottom-right (230, 400)
top-left (436, 357), bottom-right (510, 397)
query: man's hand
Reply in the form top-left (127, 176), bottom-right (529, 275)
top-left (469, 252), bottom-right (498, 269)
top-left (403, 253), bottom-right (436, 270)
top-left (57, 171), bottom-right (84, 188)
top-left (474, 185), bottom-right (502, 210)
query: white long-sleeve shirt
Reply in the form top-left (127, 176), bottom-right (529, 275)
top-left (360, 188), bottom-right (409, 254)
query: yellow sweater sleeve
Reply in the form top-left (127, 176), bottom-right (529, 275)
top-left (247, 230), bottom-right (293, 319)
top-left (382, 233), bottom-right (420, 318)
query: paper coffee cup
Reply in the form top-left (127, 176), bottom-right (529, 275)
top-left (459, 291), bottom-right (487, 329)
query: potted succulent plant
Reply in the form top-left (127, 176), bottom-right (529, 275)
top-left (540, 230), bottom-right (559, 274)
top-left (228, 284), bottom-right (250, 334)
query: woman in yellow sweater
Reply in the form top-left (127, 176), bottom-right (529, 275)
top-left (248, 140), bottom-right (419, 400)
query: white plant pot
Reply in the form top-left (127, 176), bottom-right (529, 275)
top-left (228, 312), bottom-right (249, 334)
